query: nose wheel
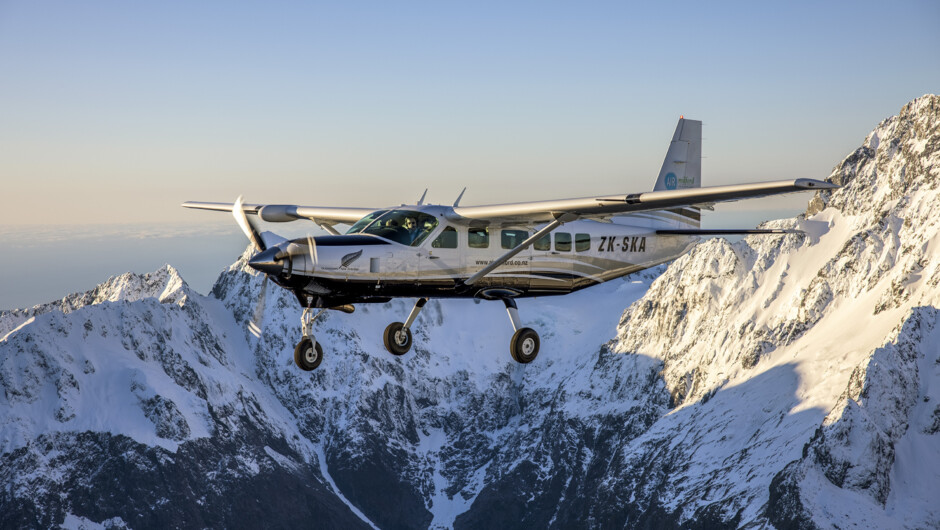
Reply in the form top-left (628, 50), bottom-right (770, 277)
top-left (295, 306), bottom-right (327, 371)
top-left (294, 338), bottom-right (323, 371)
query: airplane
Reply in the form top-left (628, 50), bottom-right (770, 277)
top-left (183, 118), bottom-right (836, 372)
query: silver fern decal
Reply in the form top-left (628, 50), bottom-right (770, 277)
top-left (340, 249), bottom-right (363, 269)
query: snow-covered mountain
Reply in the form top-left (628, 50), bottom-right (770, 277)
top-left (2, 95), bottom-right (938, 529)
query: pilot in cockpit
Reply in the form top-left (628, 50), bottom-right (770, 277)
top-left (403, 217), bottom-right (418, 243)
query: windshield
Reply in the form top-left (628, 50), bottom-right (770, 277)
top-left (346, 209), bottom-right (439, 246)
top-left (346, 210), bottom-right (390, 235)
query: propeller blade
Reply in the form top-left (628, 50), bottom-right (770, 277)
top-left (233, 195), bottom-right (267, 252)
top-left (247, 276), bottom-right (268, 338)
top-left (307, 234), bottom-right (318, 269)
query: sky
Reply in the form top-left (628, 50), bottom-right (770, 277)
top-left (1, 0), bottom-right (938, 308)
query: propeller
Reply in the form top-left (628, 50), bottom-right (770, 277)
top-left (233, 195), bottom-right (266, 253)
top-left (233, 196), bottom-right (271, 338)
top-left (232, 196), bottom-right (323, 338)
top-left (307, 234), bottom-right (318, 271)
top-left (247, 277), bottom-right (267, 338)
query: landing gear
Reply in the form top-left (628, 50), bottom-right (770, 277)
top-left (383, 298), bottom-right (427, 356)
top-left (503, 298), bottom-right (539, 363)
top-left (510, 328), bottom-right (540, 363)
top-left (377, 296), bottom-right (540, 363)
top-left (294, 306), bottom-right (326, 371)
top-left (383, 322), bottom-right (412, 355)
top-left (294, 338), bottom-right (323, 371)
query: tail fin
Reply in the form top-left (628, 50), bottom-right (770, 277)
top-left (653, 117), bottom-right (702, 191)
top-left (649, 117), bottom-right (702, 229)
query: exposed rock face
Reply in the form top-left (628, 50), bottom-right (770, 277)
top-left (1, 95), bottom-right (939, 528)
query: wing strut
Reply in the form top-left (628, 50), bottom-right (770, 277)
top-left (319, 223), bottom-right (342, 235)
top-left (656, 228), bottom-right (798, 235)
top-left (463, 213), bottom-right (577, 286)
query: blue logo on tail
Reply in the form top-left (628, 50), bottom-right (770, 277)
top-left (665, 172), bottom-right (678, 190)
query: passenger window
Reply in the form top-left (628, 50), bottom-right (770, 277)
top-left (555, 232), bottom-right (571, 252)
top-left (468, 227), bottom-right (489, 248)
top-left (575, 233), bottom-right (590, 252)
top-left (534, 235), bottom-right (551, 251)
top-left (431, 226), bottom-right (458, 249)
top-left (501, 229), bottom-right (528, 249)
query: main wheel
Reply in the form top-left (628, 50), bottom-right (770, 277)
top-left (383, 322), bottom-right (412, 356)
top-left (510, 328), bottom-right (540, 364)
top-left (294, 338), bottom-right (323, 371)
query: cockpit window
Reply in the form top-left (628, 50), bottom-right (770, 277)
top-left (346, 209), bottom-right (439, 246)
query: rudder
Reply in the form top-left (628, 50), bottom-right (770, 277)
top-left (653, 118), bottom-right (702, 192)
top-left (652, 117), bottom-right (702, 229)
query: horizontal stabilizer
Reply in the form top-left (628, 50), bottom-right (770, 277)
top-left (656, 228), bottom-right (799, 235)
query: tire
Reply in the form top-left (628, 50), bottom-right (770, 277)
top-left (294, 338), bottom-right (323, 371)
top-left (510, 327), bottom-right (540, 364)
top-left (383, 322), bottom-right (412, 356)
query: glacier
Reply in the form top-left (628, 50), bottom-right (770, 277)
top-left (1, 94), bottom-right (939, 528)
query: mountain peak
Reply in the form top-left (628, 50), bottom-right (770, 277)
top-left (807, 93), bottom-right (939, 217)
top-left (0, 265), bottom-right (192, 341)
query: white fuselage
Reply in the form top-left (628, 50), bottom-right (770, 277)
top-left (271, 205), bottom-right (698, 303)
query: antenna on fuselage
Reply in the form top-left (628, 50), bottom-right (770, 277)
top-left (417, 189), bottom-right (428, 206)
top-left (453, 187), bottom-right (467, 207)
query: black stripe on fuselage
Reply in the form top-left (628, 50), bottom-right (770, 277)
top-left (291, 271), bottom-right (603, 301)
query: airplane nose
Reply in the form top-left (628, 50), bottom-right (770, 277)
top-left (248, 247), bottom-right (284, 276)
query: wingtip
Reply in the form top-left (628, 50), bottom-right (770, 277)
top-left (795, 178), bottom-right (840, 190)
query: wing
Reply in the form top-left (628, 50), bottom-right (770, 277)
top-left (181, 201), bottom-right (375, 227)
top-left (446, 178), bottom-right (837, 225)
